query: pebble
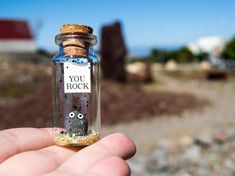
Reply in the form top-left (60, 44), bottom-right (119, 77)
top-left (176, 171), bottom-right (191, 176)
top-left (227, 129), bottom-right (235, 141)
top-left (229, 152), bottom-right (235, 161)
top-left (129, 129), bottom-right (235, 176)
top-left (182, 145), bottom-right (201, 164)
top-left (214, 131), bottom-right (227, 143)
top-left (195, 133), bottom-right (213, 147)
top-left (179, 135), bottom-right (194, 148)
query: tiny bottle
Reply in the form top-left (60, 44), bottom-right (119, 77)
top-left (52, 24), bottom-right (101, 146)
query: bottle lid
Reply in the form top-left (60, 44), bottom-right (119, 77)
top-left (60, 24), bottom-right (93, 34)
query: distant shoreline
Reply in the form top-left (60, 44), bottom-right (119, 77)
top-left (128, 45), bottom-right (184, 57)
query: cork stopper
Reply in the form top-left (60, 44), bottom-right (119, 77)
top-left (60, 24), bottom-right (93, 34)
top-left (58, 24), bottom-right (94, 57)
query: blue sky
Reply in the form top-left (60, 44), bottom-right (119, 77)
top-left (1, 0), bottom-right (235, 55)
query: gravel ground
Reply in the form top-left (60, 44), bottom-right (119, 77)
top-left (102, 74), bottom-right (235, 175)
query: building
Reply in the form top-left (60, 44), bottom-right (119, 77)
top-left (187, 36), bottom-right (225, 57)
top-left (0, 19), bottom-right (36, 54)
top-left (188, 36), bottom-right (226, 66)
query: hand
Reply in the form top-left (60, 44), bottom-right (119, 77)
top-left (0, 128), bottom-right (136, 176)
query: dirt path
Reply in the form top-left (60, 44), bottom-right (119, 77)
top-left (102, 76), bottom-right (235, 155)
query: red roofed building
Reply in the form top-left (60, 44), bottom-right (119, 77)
top-left (0, 19), bottom-right (36, 53)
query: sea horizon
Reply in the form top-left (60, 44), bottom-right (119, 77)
top-left (128, 45), bottom-right (184, 57)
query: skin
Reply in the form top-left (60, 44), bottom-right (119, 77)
top-left (0, 128), bottom-right (136, 176)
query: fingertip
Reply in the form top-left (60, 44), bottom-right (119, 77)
top-left (101, 133), bottom-right (136, 159)
top-left (114, 133), bottom-right (136, 154)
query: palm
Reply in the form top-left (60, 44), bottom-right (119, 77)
top-left (0, 128), bottom-right (136, 176)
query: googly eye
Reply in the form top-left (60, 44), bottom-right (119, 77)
top-left (69, 112), bottom-right (75, 118)
top-left (77, 113), bottom-right (84, 119)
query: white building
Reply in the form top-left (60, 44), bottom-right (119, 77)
top-left (187, 36), bottom-right (225, 57)
top-left (0, 19), bottom-right (36, 53)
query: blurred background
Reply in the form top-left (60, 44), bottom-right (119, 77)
top-left (1, 0), bottom-right (235, 175)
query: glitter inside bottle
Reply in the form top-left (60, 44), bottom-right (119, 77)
top-left (52, 24), bottom-right (101, 146)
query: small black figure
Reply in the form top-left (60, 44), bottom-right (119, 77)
top-left (65, 111), bottom-right (88, 136)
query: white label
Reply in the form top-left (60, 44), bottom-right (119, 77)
top-left (64, 62), bottom-right (91, 93)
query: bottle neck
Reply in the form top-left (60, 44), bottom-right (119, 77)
top-left (63, 45), bottom-right (88, 58)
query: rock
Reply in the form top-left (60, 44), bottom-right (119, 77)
top-left (199, 61), bottom-right (212, 71)
top-left (126, 62), bottom-right (153, 83)
top-left (165, 60), bottom-right (177, 71)
top-left (157, 139), bottom-right (175, 149)
top-left (226, 129), bottom-right (235, 142)
top-left (214, 131), bottom-right (227, 144)
top-left (204, 152), bottom-right (219, 164)
top-left (195, 133), bottom-right (213, 147)
top-left (179, 135), bottom-right (194, 148)
top-left (176, 171), bottom-right (192, 176)
top-left (210, 143), bottom-right (224, 153)
top-left (229, 152), bottom-right (235, 162)
top-left (182, 145), bottom-right (201, 164)
top-left (224, 159), bottom-right (235, 169)
top-left (101, 21), bottom-right (127, 82)
top-left (195, 167), bottom-right (210, 175)
top-left (129, 128), bottom-right (235, 175)
top-left (128, 157), bottom-right (148, 176)
top-left (146, 149), bottom-right (170, 173)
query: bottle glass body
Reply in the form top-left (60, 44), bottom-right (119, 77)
top-left (52, 33), bottom-right (100, 146)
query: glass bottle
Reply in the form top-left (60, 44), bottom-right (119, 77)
top-left (52, 24), bottom-right (100, 146)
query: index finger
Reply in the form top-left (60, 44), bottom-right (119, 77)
top-left (0, 128), bottom-right (53, 163)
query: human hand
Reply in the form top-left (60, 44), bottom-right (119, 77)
top-left (0, 128), bottom-right (136, 176)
